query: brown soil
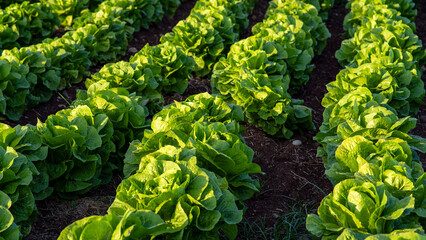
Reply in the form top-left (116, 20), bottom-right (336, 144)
top-left (14, 0), bottom-right (426, 239)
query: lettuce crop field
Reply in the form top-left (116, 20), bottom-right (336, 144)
top-left (0, 0), bottom-right (425, 239)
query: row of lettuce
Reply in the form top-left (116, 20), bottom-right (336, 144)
top-left (0, 0), bottom-right (106, 50)
top-left (0, 0), bottom-right (263, 239)
top-left (0, 0), bottom-right (182, 121)
top-left (306, 0), bottom-right (426, 239)
top-left (210, 0), bottom-right (331, 138)
top-left (0, 1), bottom-right (59, 50)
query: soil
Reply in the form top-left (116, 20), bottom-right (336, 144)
top-left (9, 0), bottom-right (426, 239)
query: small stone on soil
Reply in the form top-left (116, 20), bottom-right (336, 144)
top-left (128, 47), bottom-right (138, 54)
top-left (292, 139), bottom-right (302, 146)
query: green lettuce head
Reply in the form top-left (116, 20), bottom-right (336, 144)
top-left (35, 105), bottom-right (115, 199)
top-left (252, 16), bottom-right (315, 88)
top-left (343, 2), bottom-right (415, 37)
top-left (336, 20), bottom-right (425, 69)
top-left (346, 0), bottom-right (417, 21)
top-left (151, 92), bottom-right (245, 135)
top-left (86, 61), bottom-right (163, 113)
top-left (110, 146), bottom-right (244, 239)
top-left (306, 179), bottom-right (418, 238)
top-left (318, 105), bottom-right (425, 168)
top-left (130, 42), bottom-right (195, 94)
top-left (125, 122), bottom-right (261, 201)
top-left (211, 37), bottom-right (313, 138)
top-left (326, 136), bottom-right (426, 215)
top-left (58, 209), bottom-right (192, 240)
top-left (323, 63), bottom-right (424, 117)
top-left (160, 7), bottom-right (237, 77)
top-left (73, 81), bottom-right (149, 160)
top-left (265, 0), bottom-right (330, 53)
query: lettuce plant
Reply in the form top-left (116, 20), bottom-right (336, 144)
top-left (126, 122), bottom-right (261, 201)
top-left (186, 122), bottom-right (261, 201)
top-left (87, 61), bottom-right (159, 94)
top-left (322, 63), bottom-right (424, 116)
top-left (130, 42), bottom-right (195, 94)
top-left (42, 37), bottom-right (91, 87)
top-left (252, 18), bottom-right (315, 87)
top-left (58, 209), bottom-right (180, 240)
top-left (34, 105), bottom-right (115, 199)
top-left (149, 92), bottom-right (245, 134)
top-left (350, 41), bottom-right (421, 71)
top-left (306, 179), bottom-right (419, 238)
top-left (158, 0), bottom-right (259, 77)
top-left (0, 37), bottom-right (90, 121)
top-left (319, 87), bottom-right (380, 137)
top-left (0, 58), bottom-right (30, 121)
top-left (336, 20), bottom-right (425, 68)
top-left (327, 136), bottom-right (425, 215)
top-left (211, 37), bottom-right (291, 96)
top-left (0, 123), bottom-right (48, 167)
top-left (317, 87), bottom-right (426, 169)
top-left (266, 0), bottom-right (331, 54)
top-left (72, 81), bottom-right (149, 162)
top-left (318, 105), bottom-right (425, 168)
top-left (1, 45), bottom-right (61, 111)
top-left (212, 36), bottom-right (314, 138)
top-left (0, 146), bottom-right (35, 238)
top-left (160, 7), bottom-right (237, 77)
top-left (96, 0), bottom-right (165, 31)
top-left (348, 42), bottom-right (425, 107)
top-left (192, 0), bottom-right (256, 34)
top-left (40, 0), bottom-right (92, 26)
top-left (302, 0), bottom-right (335, 20)
top-left (158, 0), bottom-right (182, 16)
top-left (86, 61), bottom-right (163, 113)
top-left (346, 0), bottom-right (417, 21)
top-left (0, 0), bottom-right (37, 8)
top-left (110, 146), bottom-right (244, 239)
top-left (343, 2), bottom-right (415, 37)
